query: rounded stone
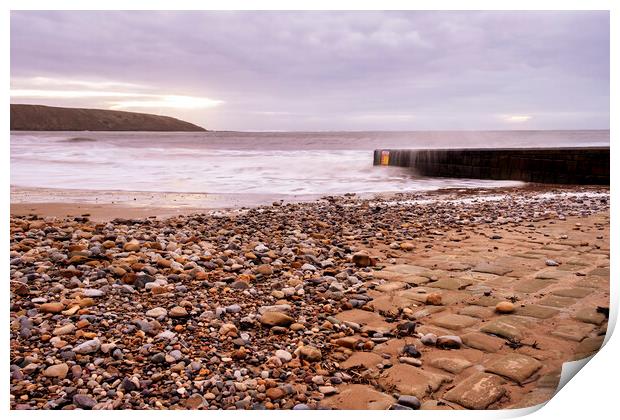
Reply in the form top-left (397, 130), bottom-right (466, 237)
top-left (495, 301), bottom-right (515, 314)
top-left (123, 240), bottom-right (141, 252)
top-left (256, 264), bottom-right (273, 275)
top-left (39, 302), bottom-right (64, 313)
top-left (169, 306), bottom-right (189, 318)
top-left (397, 395), bottom-right (421, 409)
top-left (146, 307), bottom-right (168, 318)
top-left (43, 363), bottom-right (69, 379)
top-left (352, 251), bottom-right (372, 267)
top-left (260, 311), bottom-right (294, 327)
top-left (420, 333), bottom-right (438, 346)
top-left (275, 349), bottom-right (292, 363)
top-left (426, 293), bottom-right (442, 305)
top-left (298, 345), bottom-right (322, 362)
top-left (436, 335), bottom-right (462, 349)
top-left (400, 242), bottom-right (415, 251)
top-left (73, 394), bottom-right (97, 409)
top-left (266, 387), bottom-right (285, 400)
top-left (73, 339), bottom-right (101, 354)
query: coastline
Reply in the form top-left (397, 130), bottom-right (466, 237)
top-left (10, 186), bottom-right (327, 221)
top-left (10, 183), bottom-right (608, 221)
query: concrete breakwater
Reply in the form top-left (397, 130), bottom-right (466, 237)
top-left (373, 147), bottom-right (610, 184)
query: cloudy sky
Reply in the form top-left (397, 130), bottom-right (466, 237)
top-left (10, 11), bottom-right (609, 131)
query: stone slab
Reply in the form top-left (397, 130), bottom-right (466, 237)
top-left (340, 352), bottom-right (384, 370)
top-left (321, 384), bottom-right (395, 410)
top-left (574, 308), bottom-right (607, 325)
top-left (551, 288), bottom-right (593, 298)
top-left (375, 281), bottom-right (408, 293)
top-left (429, 357), bottom-right (473, 374)
top-left (515, 305), bottom-right (559, 319)
top-left (469, 296), bottom-right (502, 307)
top-left (538, 295), bottom-right (578, 308)
top-left (575, 276), bottom-right (608, 289)
top-left (443, 373), bottom-right (506, 409)
top-left (588, 267), bottom-right (610, 277)
top-left (379, 264), bottom-right (435, 277)
top-left (534, 268), bottom-right (570, 280)
top-left (483, 276), bottom-right (517, 289)
top-left (461, 332), bottom-right (504, 352)
top-left (378, 364), bottom-right (451, 399)
top-left (458, 305), bottom-right (495, 319)
top-left (551, 323), bottom-right (595, 342)
top-left (572, 335), bottom-right (605, 359)
top-left (485, 354), bottom-right (542, 384)
top-left (428, 277), bottom-right (473, 291)
top-left (514, 279), bottom-right (556, 294)
top-left (480, 317), bottom-right (531, 341)
top-left (335, 309), bottom-right (394, 334)
top-left (431, 314), bottom-right (479, 330)
top-left (472, 262), bottom-right (513, 276)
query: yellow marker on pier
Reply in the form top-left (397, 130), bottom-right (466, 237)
top-left (380, 150), bottom-right (390, 165)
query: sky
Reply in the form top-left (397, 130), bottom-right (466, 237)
top-left (10, 11), bottom-right (610, 131)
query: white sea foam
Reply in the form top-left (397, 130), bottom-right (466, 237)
top-left (10, 130), bottom-right (609, 196)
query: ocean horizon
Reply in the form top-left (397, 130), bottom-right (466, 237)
top-left (10, 129), bottom-right (610, 196)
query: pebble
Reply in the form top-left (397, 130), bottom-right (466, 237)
top-left (298, 345), bottom-right (322, 362)
top-left (436, 335), bottom-right (462, 349)
top-left (73, 394), bottom-right (97, 409)
top-left (53, 323), bottom-right (75, 336)
top-left (73, 339), bottom-right (101, 354)
top-left (319, 386), bottom-right (337, 395)
top-left (82, 288), bottom-right (105, 298)
top-left (266, 387), bottom-right (285, 400)
top-left (256, 264), bottom-right (273, 275)
top-left (402, 344), bottom-right (421, 358)
top-left (495, 301), bottom-right (515, 313)
top-left (260, 311), bottom-right (294, 327)
top-left (390, 404), bottom-right (413, 410)
top-left (123, 239), bottom-right (141, 252)
top-left (169, 306), bottom-right (189, 318)
top-left (43, 363), bottom-right (69, 379)
top-left (39, 302), bottom-right (64, 313)
top-left (275, 349), bottom-right (293, 363)
top-left (146, 307), bottom-right (167, 318)
top-left (352, 251), bottom-right (372, 267)
top-left (426, 293), bottom-right (442, 305)
top-left (219, 323), bottom-right (238, 336)
top-left (400, 242), bottom-right (415, 251)
top-left (397, 395), bottom-right (421, 409)
top-left (399, 357), bottom-right (422, 367)
top-left (226, 304), bottom-right (242, 313)
top-left (421, 333), bottom-right (438, 346)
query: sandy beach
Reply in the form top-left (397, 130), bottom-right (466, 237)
top-left (10, 186), bottom-right (328, 222)
top-left (10, 185), bottom-right (610, 409)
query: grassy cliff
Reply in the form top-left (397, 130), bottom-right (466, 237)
top-left (10, 104), bottom-right (206, 131)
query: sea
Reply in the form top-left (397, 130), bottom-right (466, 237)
top-left (10, 130), bottom-right (610, 196)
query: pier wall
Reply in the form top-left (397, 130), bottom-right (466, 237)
top-left (373, 147), bottom-right (610, 184)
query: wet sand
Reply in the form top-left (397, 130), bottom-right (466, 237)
top-left (10, 185), bottom-right (610, 409)
top-left (10, 186), bottom-right (327, 221)
top-left (10, 183), bottom-right (597, 222)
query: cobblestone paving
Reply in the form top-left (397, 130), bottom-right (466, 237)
top-left (324, 211), bottom-right (609, 409)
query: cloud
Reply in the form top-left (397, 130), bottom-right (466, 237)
top-left (10, 11), bottom-right (609, 130)
top-left (11, 77), bottom-right (223, 110)
top-left (502, 115), bottom-right (533, 123)
top-left (108, 95), bottom-right (223, 110)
